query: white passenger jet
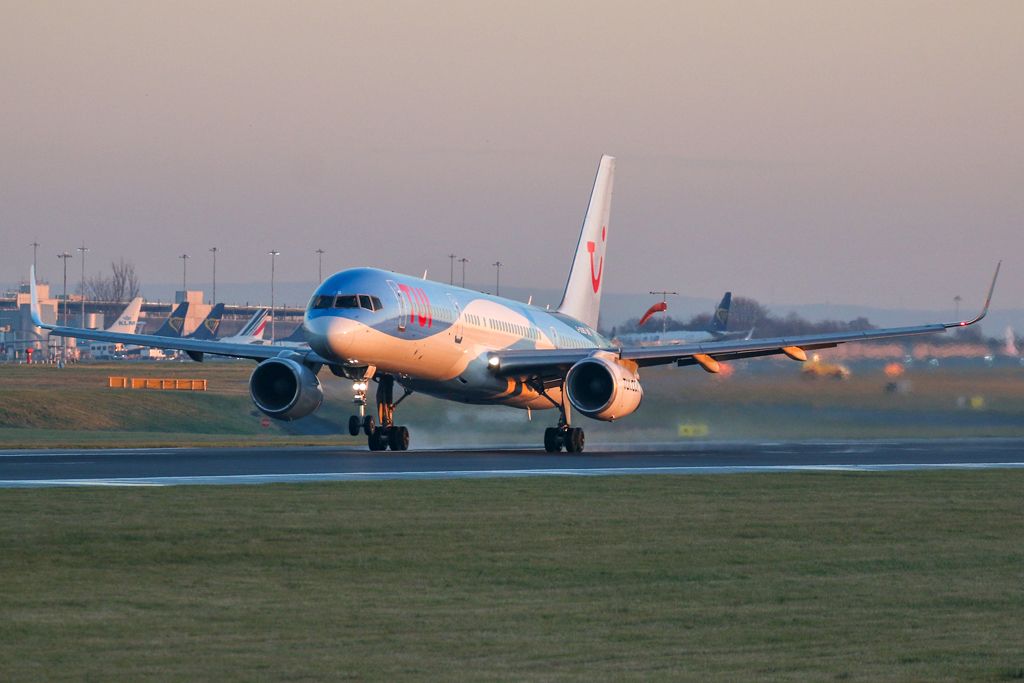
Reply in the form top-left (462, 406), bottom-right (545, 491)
top-left (29, 155), bottom-right (999, 452)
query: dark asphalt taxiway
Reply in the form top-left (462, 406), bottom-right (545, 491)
top-left (1, 438), bottom-right (1023, 487)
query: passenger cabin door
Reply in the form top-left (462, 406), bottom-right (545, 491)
top-left (447, 293), bottom-right (464, 344)
top-left (386, 280), bottom-right (407, 332)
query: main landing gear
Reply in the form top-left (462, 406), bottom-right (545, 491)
top-left (544, 425), bottom-right (585, 453)
top-left (349, 374), bottom-right (411, 452)
top-left (534, 383), bottom-right (585, 454)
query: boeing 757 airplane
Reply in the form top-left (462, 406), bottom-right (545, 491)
top-left (29, 155), bottom-right (999, 452)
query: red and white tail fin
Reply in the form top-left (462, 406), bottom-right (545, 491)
top-left (557, 154), bottom-right (615, 329)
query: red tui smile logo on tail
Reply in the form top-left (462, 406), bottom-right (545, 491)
top-left (586, 225), bottom-right (607, 293)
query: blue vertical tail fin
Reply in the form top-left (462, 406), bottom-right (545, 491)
top-left (152, 302), bottom-right (190, 337)
top-left (188, 303), bottom-right (225, 340)
top-left (708, 292), bottom-right (731, 333)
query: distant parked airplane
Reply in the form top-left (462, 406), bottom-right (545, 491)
top-left (30, 155), bottom-right (1000, 453)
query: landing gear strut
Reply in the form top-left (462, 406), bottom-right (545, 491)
top-left (366, 374), bottom-right (412, 452)
top-left (347, 379), bottom-right (373, 436)
top-left (536, 383), bottom-right (585, 454)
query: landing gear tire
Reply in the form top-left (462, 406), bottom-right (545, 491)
top-left (388, 426), bottom-right (410, 451)
top-left (544, 428), bottom-right (562, 453)
top-left (348, 415), bottom-right (361, 437)
top-left (362, 415), bottom-right (376, 436)
top-left (368, 427), bottom-right (389, 451)
top-left (565, 427), bottom-right (585, 454)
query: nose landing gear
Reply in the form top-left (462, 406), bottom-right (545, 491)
top-left (364, 374), bottom-right (412, 452)
top-left (347, 380), bottom-right (374, 436)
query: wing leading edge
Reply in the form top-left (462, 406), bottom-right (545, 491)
top-left (28, 267), bottom-right (330, 365)
top-left (489, 263), bottom-right (1001, 378)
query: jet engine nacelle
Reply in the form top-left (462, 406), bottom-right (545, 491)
top-left (249, 357), bottom-right (324, 421)
top-left (565, 355), bottom-right (643, 421)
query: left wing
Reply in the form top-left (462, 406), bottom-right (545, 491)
top-left (489, 263), bottom-right (1000, 379)
top-left (28, 267), bottom-right (330, 365)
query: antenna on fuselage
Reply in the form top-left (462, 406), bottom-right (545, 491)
top-left (527, 295), bottom-right (533, 305)
top-left (422, 269), bottom-right (428, 280)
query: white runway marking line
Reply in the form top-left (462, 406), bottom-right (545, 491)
top-left (3, 462), bottom-right (1024, 487)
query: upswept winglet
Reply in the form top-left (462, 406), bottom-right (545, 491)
top-left (945, 260), bottom-right (1001, 329)
top-left (29, 266), bottom-right (44, 328)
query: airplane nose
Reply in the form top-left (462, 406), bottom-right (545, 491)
top-left (305, 315), bottom-right (364, 361)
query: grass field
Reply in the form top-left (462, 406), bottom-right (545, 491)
top-left (2, 361), bottom-right (1022, 447)
top-left (2, 472), bottom-right (1022, 680)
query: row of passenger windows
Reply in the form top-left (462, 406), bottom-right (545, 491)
top-left (553, 334), bottom-right (590, 349)
top-left (487, 318), bottom-right (540, 341)
top-left (312, 294), bottom-right (384, 312)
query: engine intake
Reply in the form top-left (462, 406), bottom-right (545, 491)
top-left (249, 357), bottom-right (324, 421)
top-left (565, 356), bottom-right (643, 421)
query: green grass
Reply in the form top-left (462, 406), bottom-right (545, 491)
top-left (2, 472), bottom-right (1023, 680)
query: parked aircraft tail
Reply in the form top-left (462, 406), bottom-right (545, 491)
top-left (152, 302), bottom-right (189, 337)
top-left (238, 308), bottom-right (270, 339)
top-left (557, 154), bottom-right (615, 329)
top-left (106, 297), bottom-right (143, 334)
top-left (709, 292), bottom-right (732, 333)
top-left (188, 303), bottom-right (225, 340)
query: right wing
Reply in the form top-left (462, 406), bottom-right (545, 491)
top-left (29, 268), bottom-right (330, 365)
top-left (489, 263), bottom-right (1001, 378)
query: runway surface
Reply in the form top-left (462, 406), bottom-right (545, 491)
top-left (1, 438), bottom-right (1023, 487)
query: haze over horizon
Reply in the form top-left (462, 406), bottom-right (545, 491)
top-left (2, 2), bottom-right (1021, 311)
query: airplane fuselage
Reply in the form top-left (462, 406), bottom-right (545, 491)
top-left (304, 268), bottom-right (612, 409)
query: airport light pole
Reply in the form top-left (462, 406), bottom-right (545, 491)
top-left (492, 261), bottom-right (503, 296)
top-left (179, 253), bottom-right (190, 292)
top-left (58, 251), bottom-right (72, 363)
top-left (649, 290), bottom-right (679, 335)
top-left (954, 295), bottom-right (962, 319)
top-left (448, 253), bottom-right (457, 285)
top-left (269, 250), bottom-right (280, 342)
top-left (77, 243), bottom-right (88, 326)
top-left (316, 248), bottom-right (325, 283)
top-left (459, 257), bottom-right (470, 288)
top-left (209, 247), bottom-right (217, 304)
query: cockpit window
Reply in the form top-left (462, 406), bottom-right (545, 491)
top-left (335, 295), bottom-right (359, 309)
top-left (313, 293), bottom-right (383, 312)
top-left (358, 295), bottom-right (383, 311)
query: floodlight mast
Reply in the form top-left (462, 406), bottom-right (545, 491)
top-left (77, 243), bottom-right (88, 325)
top-left (209, 247), bottom-right (218, 304)
top-left (57, 251), bottom-right (73, 363)
top-left (269, 250), bottom-right (281, 341)
top-left (179, 254), bottom-right (190, 291)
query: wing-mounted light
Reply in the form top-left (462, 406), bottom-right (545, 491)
top-left (945, 261), bottom-right (1001, 329)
